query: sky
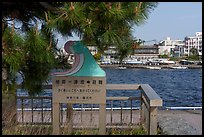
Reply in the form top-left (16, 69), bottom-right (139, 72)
top-left (57, 2), bottom-right (202, 47)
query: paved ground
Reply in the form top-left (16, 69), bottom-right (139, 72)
top-left (16, 109), bottom-right (202, 135)
top-left (157, 109), bottom-right (202, 135)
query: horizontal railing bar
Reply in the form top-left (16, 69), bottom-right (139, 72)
top-left (17, 107), bottom-right (141, 111)
top-left (17, 96), bottom-right (52, 99)
top-left (16, 84), bottom-right (140, 90)
top-left (17, 122), bottom-right (52, 125)
top-left (17, 106), bottom-right (203, 111)
top-left (18, 108), bottom-right (52, 111)
top-left (16, 84), bottom-right (51, 89)
top-left (17, 124), bottom-right (139, 128)
top-left (106, 96), bottom-right (140, 100)
top-left (140, 84), bottom-right (162, 107)
top-left (166, 106), bottom-right (202, 110)
top-left (16, 96), bottom-right (140, 101)
top-left (106, 84), bottom-right (140, 90)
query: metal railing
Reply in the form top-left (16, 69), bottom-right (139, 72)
top-left (16, 84), bottom-right (162, 135)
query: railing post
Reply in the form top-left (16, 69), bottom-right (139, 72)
top-left (31, 97), bottom-right (33, 123)
top-left (140, 93), bottom-right (145, 125)
top-left (130, 99), bottom-right (132, 124)
top-left (52, 103), bottom-right (60, 135)
top-left (66, 103), bottom-right (73, 135)
top-left (90, 104), bottom-right (93, 123)
top-left (81, 104), bottom-right (83, 123)
top-left (14, 91), bottom-right (17, 125)
top-left (61, 103), bottom-right (63, 125)
top-left (51, 98), bottom-right (53, 124)
top-left (120, 101), bottom-right (123, 124)
top-left (146, 106), bottom-right (150, 134)
top-left (21, 98), bottom-right (24, 123)
top-left (99, 104), bottom-right (106, 135)
top-left (149, 106), bottom-right (158, 135)
top-left (41, 98), bottom-right (44, 123)
top-left (140, 84), bottom-right (162, 135)
top-left (110, 100), bottom-right (113, 125)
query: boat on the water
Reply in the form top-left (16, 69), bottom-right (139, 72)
top-left (123, 58), bottom-right (143, 65)
top-left (170, 66), bottom-right (188, 69)
top-left (146, 66), bottom-right (161, 70)
top-left (118, 66), bottom-right (127, 69)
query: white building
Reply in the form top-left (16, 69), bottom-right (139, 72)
top-left (87, 45), bottom-right (98, 55)
top-left (87, 45), bottom-right (117, 64)
top-left (184, 32), bottom-right (202, 56)
top-left (173, 40), bottom-right (185, 57)
top-left (158, 37), bottom-right (182, 57)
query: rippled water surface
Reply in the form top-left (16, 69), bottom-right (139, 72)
top-left (105, 68), bottom-right (202, 107)
top-left (17, 68), bottom-right (202, 108)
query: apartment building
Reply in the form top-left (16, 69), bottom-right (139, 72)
top-left (184, 32), bottom-right (202, 56)
top-left (173, 40), bottom-right (185, 57)
top-left (158, 37), bottom-right (175, 57)
top-left (158, 37), bottom-right (187, 57)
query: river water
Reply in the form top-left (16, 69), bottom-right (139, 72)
top-left (17, 68), bottom-right (202, 109)
top-left (105, 67), bottom-right (202, 108)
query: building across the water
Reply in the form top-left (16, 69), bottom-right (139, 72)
top-left (172, 40), bottom-right (185, 57)
top-left (158, 37), bottom-right (185, 57)
top-left (59, 31), bottom-right (202, 65)
top-left (132, 45), bottom-right (159, 61)
top-left (158, 32), bottom-right (202, 58)
top-left (184, 32), bottom-right (202, 56)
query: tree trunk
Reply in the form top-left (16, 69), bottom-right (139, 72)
top-left (2, 92), bottom-right (17, 129)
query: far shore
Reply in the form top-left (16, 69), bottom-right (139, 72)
top-left (100, 64), bottom-right (202, 69)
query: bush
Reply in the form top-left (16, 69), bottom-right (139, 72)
top-left (187, 55), bottom-right (199, 61)
top-left (159, 54), bottom-right (169, 58)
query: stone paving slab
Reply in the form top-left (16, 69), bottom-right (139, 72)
top-left (157, 110), bottom-right (202, 135)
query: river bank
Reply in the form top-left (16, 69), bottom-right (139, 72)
top-left (100, 64), bottom-right (202, 69)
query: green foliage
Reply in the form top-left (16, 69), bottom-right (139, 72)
top-left (189, 47), bottom-right (198, 56)
top-left (2, 25), bottom-right (56, 96)
top-left (21, 28), bottom-right (55, 95)
top-left (116, 41), bottom-right (133, 63)
top-left (3, 126), bottom-right (146, 135)
top-left (24, 28), bottom-right (55, 63)
top-left (2, 2), bottom-right (158, 96)
top-left (45, 2), bottom-right (158, 54)
top-left (22, 61), bottom-right (53, 95)
top-left (93, 53), bottom-right (102, 61)
top-left (169, 57), bottom-right (179, 61)
top-left (3, 27), bottom-right (25, 75)
top-left (159, 54), bottom-right (169, 58)
top-left (2, 125), bottom-right (52, 135)
top-left (107, 126), bottom-right (147, 135)
top-left (187, 55), bottom-right (200, 61)
top-left (2, 27), bottom-right (26, 95)
top-left (4, 124), bottom-right (163, 135)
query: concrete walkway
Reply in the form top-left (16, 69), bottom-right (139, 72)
top-left (157, 109), bottom-right (202, 135)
